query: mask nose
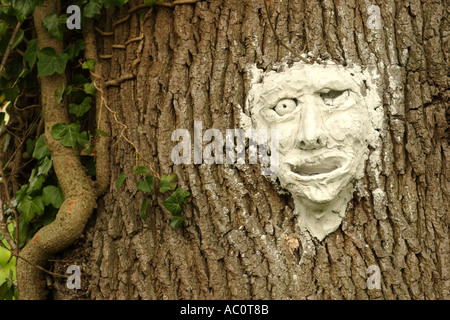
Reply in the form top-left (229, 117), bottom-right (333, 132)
top-left (295, 98), bottom-right (328, 150)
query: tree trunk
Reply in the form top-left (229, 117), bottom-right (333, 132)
top-left (52, 0), bottom-right (448, 300)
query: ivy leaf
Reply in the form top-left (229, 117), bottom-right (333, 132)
top-left (84, 82), bottom-right (96, 95)
top-left (144, 0), bottom-right (162, 5)
top-left (27, 170), bottom-right (45, 195)
top-left (15, 185), bottom-right (28, 203)
top-left (170, 215), bottom-right (186, 230)
top-left (137, 175), bottom-right (154, 193)
top-left (134, 166), bottom-right (150, 175)
top-left (38, 156), bottom-right (53, 176)
top-left (51, 123), bottom-right (81, 148)
top-left (37, 47), bottom-right (69, 77)
top-left (24, 39), bottom-right (38, 68)
top-left (32, 134), bottom-right (51, 160)
top-left (65, 39), bottom-right (86, 62)
top-left (42, 13), bottom-right (65, 41)
top-left (12, 0), bottom-right (42, 22)
top-left (0, 22), bottom-right (8, 36)
top-left (116, 173), bottom-right (127, 189)
top-left (17, 196), bottom-right (44, 222)
top-left (2, 133), bottom-right (11, 153)
top-left (42, 185), bottom-right (64, 208)
top-left (163, 187), bottom-right (190, 216)
top-left (61, 124), bottom-right (81, 148)
top-left (83, 1), bottom-right (102, 18)
top-left (3, 86), bottom-right (20, 102)
top-left (159, 173), bottom-right (178, 193)
top-left (139, 198), bottom-right (148, 221)
top-left (55, 84), bottom-right (73, 103)
top-left (82, 59), bottom-right (95, 72)
top-left (54, 85), bottom-right (65, 104)
top-left (104, 0), bottom-right (129, 8)
top-left (0, 29), bottom-right (24, 53)
top-left (69, 97), bottom-right (92, 117)
top-left (78, 131), bottom-right (91, 151)
top-left (96, 129), bottom-right (108, 137)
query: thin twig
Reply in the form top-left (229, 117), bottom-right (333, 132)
top-left (89, 70), bottom-right (160, 180)
top-left (0, 21), bottom-right (22, 77)
top-left (0, 242), bottom-right (68, 279)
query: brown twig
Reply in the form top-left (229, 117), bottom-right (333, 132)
top-left (0, 21), bottom-right (22, 78)
top-left (0, 241), bottom-right (68, 279)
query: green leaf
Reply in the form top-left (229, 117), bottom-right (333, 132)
top-left (139, 198), bottom-right (148, 221)
top-left (42, 185), bottom-right (64, 208)
top-left (42, 13), bottom-right (65, 41)
top-left (54, 85), bottom-right (64, 104)
top-left (0, 22), bottom-right (8, 36)
top-left (144, 0), bottom-right (162, 5)
top-left (38, 156), bottom-right (53, 175)
top-left (69, 97), bottom-right (92, 117)
top-left (96, 129), bottom-right (108, 137)
top-left (163, 187), bottom-right (190, 216)
top-left (50, 123), bottom-right (66, 140)
top-left (170, 215), bottom-right (186, 230)
top-left (15, 185), bottom-right (28, 203)
top-left (12, 0), bottom-right (42, 22)
top-left (116, 173), bottom-right (127, 189)
top-left (104, 0), bottom-right (129, 8)
top-left (3, 86), bottom-right (19, 102)
top-left (27, 170), bottom-right (45, 195)
top-left (78, 130), bottom-right (91, 150)
top-left (17, 196), bottom-right (44, 222)
top-left (159, 173), bottom-right (178, 193)
top-left (51, 123), bottom-right (81, 148)
top-left (84, 82), bottom-right (96, 95)
top-left (0, 29), bottom-right (24, 53)
top-left (83, 1), bottom-right (102, 18)
top-left (82, 59), bottom-right (95, 72)
top-left (134, 166), bottom-right (150, 175)
top-left (32, 134), bottom-right (51, 160)
top-left (37, 47), bottom-right (69, 77)
top-left (137, 175), bottom-right (154, 193)
top-left (55, 84), bottom-right (73, 103)
top-left (2, 133), bottom-right (11, 153)
top-left (24, 38), bottom-right (38, 68)
top-left (65, 39), bottom-right (86, 62)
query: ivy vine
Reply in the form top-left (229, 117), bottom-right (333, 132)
top-left (0, 0), bottom-right (189, 300)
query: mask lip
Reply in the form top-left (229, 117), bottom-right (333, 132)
top-left (283, 151), bottom-right (352, 183)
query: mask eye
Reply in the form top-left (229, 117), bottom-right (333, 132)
top-left (274, 98), bottom-right (297, 116)
top-left (320, 90), bottom-right (349, 107)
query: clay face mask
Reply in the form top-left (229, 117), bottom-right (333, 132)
top-left (245, 61), bottom-right (379, 240)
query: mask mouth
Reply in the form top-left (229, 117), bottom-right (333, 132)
top-left (288, 156), bottom-right (348, 180)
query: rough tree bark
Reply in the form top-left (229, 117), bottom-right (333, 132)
top-left (51, 0), bottom-right (448, 300)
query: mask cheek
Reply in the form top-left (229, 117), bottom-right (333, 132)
top-left (278, 129), bottom-right (294, 152)
top-left (324, 112), bottom-right (364, 143)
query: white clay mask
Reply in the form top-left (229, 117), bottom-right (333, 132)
top-left (244, 61), bottom-right (382, 240)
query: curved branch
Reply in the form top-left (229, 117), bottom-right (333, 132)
top-left (16, 0), bottom-right (97, 300)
